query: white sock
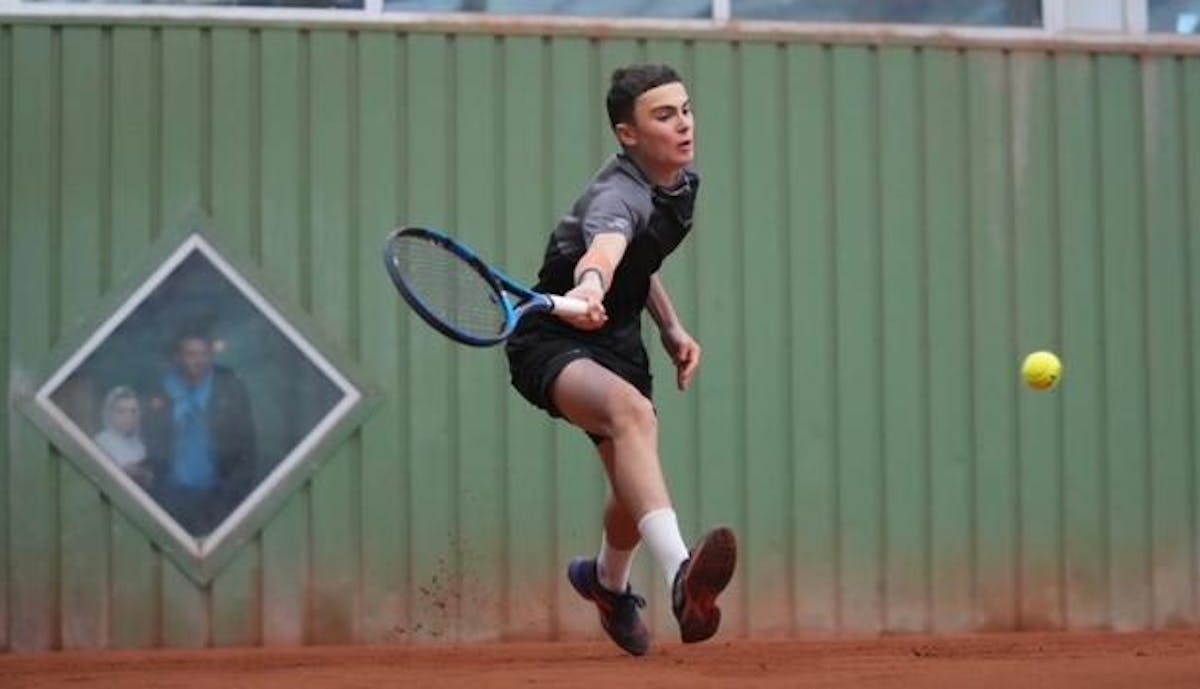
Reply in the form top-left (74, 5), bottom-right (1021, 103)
top-left (596, 533), bottom-right (638, 593)
top-left (637, 508), bottom-right (690, 588)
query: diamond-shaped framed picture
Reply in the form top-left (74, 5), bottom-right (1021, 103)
top-left (16, 213), bottom-right (379, 584)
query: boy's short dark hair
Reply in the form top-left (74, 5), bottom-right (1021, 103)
top-left (606, 64), bottom-right (683, 130)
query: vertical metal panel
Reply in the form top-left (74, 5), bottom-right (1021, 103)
top-left (58, 26), bottom-right (109, 651)
top-left (209, 27), bottom-right (261, 649)
top-left (966, 49), bottom-right (1018, 631)
top-left (355, 29), bottom-right (405, 645)
top-left (833, 44), bottom-right (886, 632)
top-left (2, 24), bottom-right (1200, 651)
top-left (785, 42), bottom-right (839, 632)
top-left (878, 44), bottom-right (929, 633)
top-left (108, 25), bottom-right (161, 651)
top-left (8, 24), bottom-right (59, 651)
top-left (924, 48), bottom-right (975, 632)
top-left (1055, 52), bottom-right (1107, 630)
top-left (158, 26), bottom-right (211, 650)
top-left (307, 28), bottom-right (358, 645)
top-left (405, 32), bottom-right (456, 642)
top-left (1186, 57), bottom-right (1200, 631)
top-left (257, 27), bottom-right (310, 648)
top-left (739, 41), bottom-right (792, 637)
top-left (1142, 55), bottom-right (1193, 629)
top-left (1097, 53), bottom-right (1154, 630)
top-left (0, 23), bottom-right (11, 653)
top-left (1012, 51), bottom-right (1065, 629)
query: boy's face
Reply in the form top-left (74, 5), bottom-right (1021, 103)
top-left (616, 81), bottom-right (694, 177)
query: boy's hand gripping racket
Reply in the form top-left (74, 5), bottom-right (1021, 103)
top-left (384, 227), bottom-right (589, 347)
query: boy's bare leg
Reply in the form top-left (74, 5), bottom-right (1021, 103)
top-left (557, 378), bottom-right (663, 657)
top-left (597, 440), bottom-right (640, 549)
top-left (553, 359), bottom-right (671, 518)
top-left (595, 440), bottom-right (640, 593)
top-left (553, 359), bottom-right (690, 585)
top-left (555, 357), bottom-right (737, 644)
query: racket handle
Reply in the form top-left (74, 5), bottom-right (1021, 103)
top-left (549, 295), bottom-right (590, 317)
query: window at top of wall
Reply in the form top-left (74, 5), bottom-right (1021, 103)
top-left (731, 0), bottom-right (1042, 26)
top-left (23, 0), bottom-right (365, 8)
top-left (384, 0), bottom-right (711, 18)
top-left (1149, 0), bottom-right (1200, 32)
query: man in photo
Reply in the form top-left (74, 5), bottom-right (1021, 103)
top-left (144, 322), bottom-right (257, 537)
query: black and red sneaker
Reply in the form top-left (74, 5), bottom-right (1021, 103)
top-left (671, 526), bottom-right (737, 643)
top-left (567, 557), bottom-right (650, 656)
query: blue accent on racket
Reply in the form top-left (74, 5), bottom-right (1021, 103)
top-left (383, 226), bottom-right (588, 347)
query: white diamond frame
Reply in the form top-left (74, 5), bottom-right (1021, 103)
top-left (19, 224), bottom-right (375, 583)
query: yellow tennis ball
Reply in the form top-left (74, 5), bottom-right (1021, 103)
top-left (1022, 350), bottom-right (1062, 391)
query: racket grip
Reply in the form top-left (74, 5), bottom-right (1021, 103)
top-left (549, 295), bottom-right (590, 317)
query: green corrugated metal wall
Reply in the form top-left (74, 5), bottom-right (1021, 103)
top-left (1, 21), bottom-right (1199, 651)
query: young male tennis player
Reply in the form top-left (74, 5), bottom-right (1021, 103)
top-left (505, 64), bottom-right (736, 656)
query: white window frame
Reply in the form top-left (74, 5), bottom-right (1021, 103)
top-left (1042, 0), bottom-right (1149, 33)
top-left (14, 220), bottom-right (379, 586)
top-left (32, 233), bottom-right (363, 563)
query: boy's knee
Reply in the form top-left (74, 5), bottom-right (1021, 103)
top-left (609, 389), bottom-right (656, 436)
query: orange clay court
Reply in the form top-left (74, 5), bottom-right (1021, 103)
top-left (2, 631), bottom-right (1199, 688)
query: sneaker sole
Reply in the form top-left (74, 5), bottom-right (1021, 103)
top-left (679, 527), bottom-right (737, 643)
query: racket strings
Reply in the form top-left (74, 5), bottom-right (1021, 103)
top-left (389, 235), bottom-right (509, 338)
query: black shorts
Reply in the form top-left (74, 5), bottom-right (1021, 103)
top-left (505, 321), bottom-right (653, 444)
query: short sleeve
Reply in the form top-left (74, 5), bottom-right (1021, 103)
top-left (581, 189), bottom-right (637, 246)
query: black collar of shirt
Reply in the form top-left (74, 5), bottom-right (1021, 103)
top-left (616, 151), bottom-right (696, 196)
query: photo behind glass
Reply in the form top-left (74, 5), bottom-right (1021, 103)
top-left (49, 251), bottom-right (343, 537)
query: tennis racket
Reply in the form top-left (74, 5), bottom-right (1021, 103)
top-left (384, 226), bottom-right (589, 347)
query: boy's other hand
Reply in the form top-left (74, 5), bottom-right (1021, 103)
top-left (660, 325), bottom-right (701, 391)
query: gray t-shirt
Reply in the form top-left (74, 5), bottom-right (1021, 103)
top-left (524, 152), bottom-right (700, 340)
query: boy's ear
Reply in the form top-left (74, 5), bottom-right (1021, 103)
top-left (614, 121), bottom-right (637, 148)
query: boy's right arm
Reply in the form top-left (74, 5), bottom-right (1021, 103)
top-left (560, 232), bottom-right (627, 331)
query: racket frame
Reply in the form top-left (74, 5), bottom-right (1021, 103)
top-left (384, 226), bottom-right (586, 347)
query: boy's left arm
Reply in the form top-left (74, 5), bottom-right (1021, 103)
top-left (647, 273), bottom-right (702, 391)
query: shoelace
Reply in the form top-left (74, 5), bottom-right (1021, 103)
top-left (614, 590), bottom-right (647, 610)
